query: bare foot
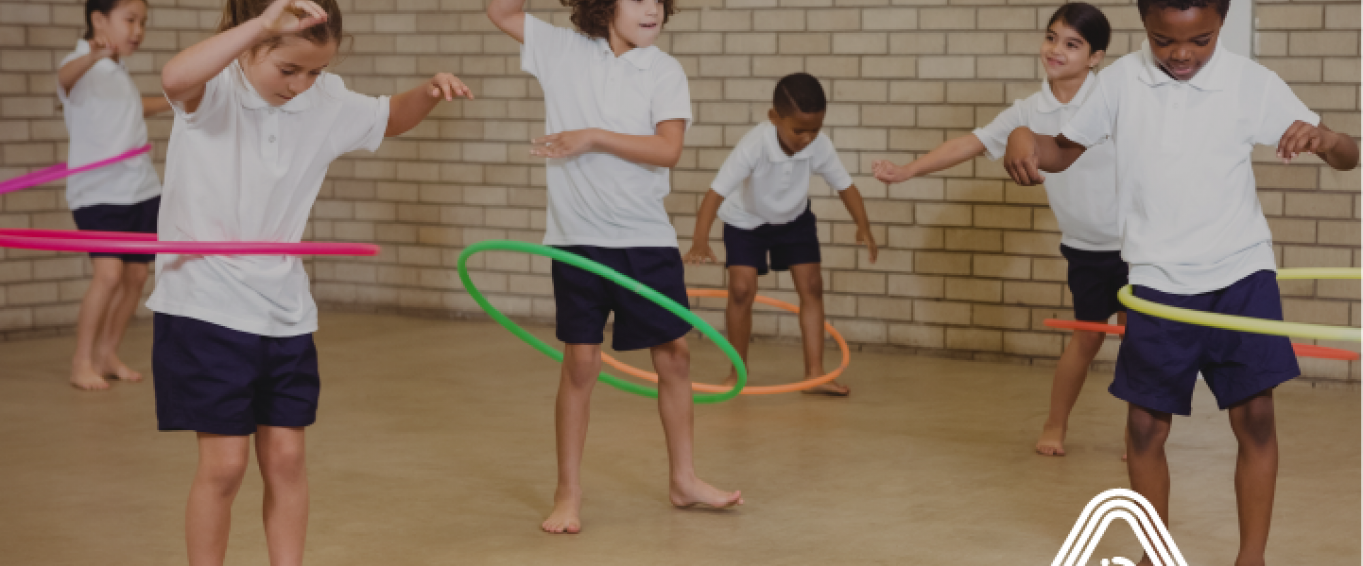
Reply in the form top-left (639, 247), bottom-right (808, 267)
top-left (70, 363), bottom-right (110, 391)
top-left (802, 380), bottom-right (850, 397)
top-left (1036, 422), bottom-right (1067, 456)
top-left (670, 477), bottom-right (743, 509)
top-left (541, 489), bottom-right (582, 534)
top-left (101, 358), bottom-right (143, 382)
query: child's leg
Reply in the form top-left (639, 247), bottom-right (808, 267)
top-left (256, 426), bottom-right (309, 566)
top-left (187, 433), bottom-right (251, 566)
top-left (1036, 328), bottom-right (1107, 456)
top-left (70, 258), bottom-right (125, 390)
top-left (722, 266), bottom-right (759, 386)
top-left (788, 263), bottom-right (847, 396)
top-left (651, 337), bottom-right (743, 509)
top-left (95, 262), bottom-right (150, 381)
top-left (1126, 402), bottom-right (1173, 566)
top-left (1228, 390), bottom-right (1277, 566)
top-left (543, 343), bottom-right (601, 534)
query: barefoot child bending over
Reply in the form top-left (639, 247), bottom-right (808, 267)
top-left (487, 0), bottom-right (742, 535)
top-left (684, 73), bottom-right (877, 396)
top-left (155, 0), bottom-right (470, 563)
top-left (58, 0), bottom-right (172, 390)
top-left (1003, 0), bottom-right (1358, 561)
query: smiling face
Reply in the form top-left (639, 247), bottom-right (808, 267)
top-left (1143, 5), bottom-right (1222, 81)
top-left (768, 107), bottom-right (825, 156)
top-left (90, 0), bottom-right (148, 59)
top-left (239, 36), bottom-right (338, 107)
top-left (1040, 20), bottom-right (1104, 83)
top-left (608, 0), bottom-right (663, 54)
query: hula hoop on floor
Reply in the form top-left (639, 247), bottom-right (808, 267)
top-left (1116, 267), bottom-right (1360, 342)
top-left (455, 240), bottom-right (747, 404)
top-left (600, 289), bottom-right (852, 394)
top-left (1041, 318), bottom-right (1360, 360)
top-left (0, 228), bottom-right (379, 256)
top-left (0, 144), bottom-right (152, 195)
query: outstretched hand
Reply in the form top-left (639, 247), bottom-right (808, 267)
top-left (259, 0), bottom-right (329, 35)
top-left (427, 73), bottom-right (474, 101)
top-left (531, 129), bottom-right (597, 159)
top-left (871, 160), bottom-right (911, 184)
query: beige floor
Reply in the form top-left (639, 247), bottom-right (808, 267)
top-left (0, 312), bottom-right (1357, 565)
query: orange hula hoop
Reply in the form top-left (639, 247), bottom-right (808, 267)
top-left (600, 289), bottom-right (852, 394)
top-left (1042, 319), bottom-right (1360, 361)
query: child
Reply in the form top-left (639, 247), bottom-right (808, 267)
top-left (684, 72), bottom-right (877, 397)
top-left (58, 0), bottom-right (172, 391)
top-left (153, 0), bottom-right (470, 562)
top-left (487, 0), bottom-right (743, 534)
top-left (872, 3), bottom-right (1120, 455)
top-left (1002, 0), bottom-right (1358, 562)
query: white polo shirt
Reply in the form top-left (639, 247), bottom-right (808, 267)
top-left (711, 121), bottom-right (853, 229)
top-left (520, 15), bottom-right (693, 248)
top-left (147, 62), bottom-right (389, 337)
top-left (974, 73), bottom-right (1120, 251)
top-left (57, 39), bottom-right (160, 210)
top-left (1061, 41), bottom-right (1318, 295)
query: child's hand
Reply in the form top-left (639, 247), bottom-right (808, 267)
top-left (857, 227), bottom-right (878, 264)
top-left (427, 73), bottom-right (473, 101)
top-left (1003, 128), bottom-right (1045, 185)
top-left (90, 35), bottom-right (116, 59)
top-left (871, 160), bottom-right (911, 184)
top-left (258, 0), bottom-right (329, 35)
top-left (1276, 120), bottom-right (1333, 164)
top-left (684, 243), bottom-right (718, 265)
top-left (531, 129), bottom-right (596, 159)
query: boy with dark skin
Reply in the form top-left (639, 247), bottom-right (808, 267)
top-left (1005, 1), bottom-right (1358, 564)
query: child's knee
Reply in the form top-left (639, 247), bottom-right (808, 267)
top-left (200, 457), bottom-right (248, 494)
top-left (796, 272), bottom-right (823, 296)
top-left (728, 281), bottom-right (757, 305)
top-left (1126, 408), bottom-right (1170, 453)
top-left (122, 264), bottom-right (149, 287)
top-left (262, 447), bottom-right (306, 482)
top-left (1232, 393), bottom-right (1277, 448)
top-left (90, 266), bottom-right (122, 289)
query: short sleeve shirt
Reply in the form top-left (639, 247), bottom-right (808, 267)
top-left (147, 62), bottom-right (389, 337)
top-left (57, 40), bottom-right (160, 209)
top-left (521, 15), bottom-right (693, 248)
top-left (1060, 41), bottom-right (1319, 294)
top-left (973, 73), bottom-right (1120, 251)
top-left (711, 121), bottom-right (853, 229)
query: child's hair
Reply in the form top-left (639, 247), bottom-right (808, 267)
top-left (773, 73), bottom-right (827, 117)
top-left (217, 0), bottom-right (344, 50)
top-left (1048, 2), bottom-right (1111, 53)
top-left (1136, 0), bottom-right (1230, 19)
top-left (561, 0), bottom-right (677, 39)
top-left (83, 0), bottom-right (144, 40)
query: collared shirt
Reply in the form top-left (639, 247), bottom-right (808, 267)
top-left (521, 15), bottom-right (693, 248)
top-left (974, 72), bottom-right (1120, 251)
top-left (148, 61), bottom-right (389, 337)
top-left (1061, 41), bottom-right (1319, 294)
top-left (711, 121), bottom-right (853, 229)
top-left (57, 39), bottom-right (160, 209)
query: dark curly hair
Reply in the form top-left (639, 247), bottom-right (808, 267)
top-left (562, 0), bottom-right (677, 40)
top-left (1137, 0), bottom-right (1231, 20)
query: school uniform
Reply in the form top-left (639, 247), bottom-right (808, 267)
top-left (58, 39), bottom-right (162, 263)
top-left (710, 121), bottom-right (852, 276)
top-left (148, 62), bottom-right (390, 435)
top-left (520, 15), bottom-right (694, 351)
top-left (975, 72), bottom-right (1127, 322)
top-left (1061, 41), bottom-right (1316, 415)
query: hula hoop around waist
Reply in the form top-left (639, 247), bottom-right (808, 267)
top-left (1041, 318), bottom-right (1359, 360)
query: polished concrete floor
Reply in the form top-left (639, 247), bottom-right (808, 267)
top-left (0, 312), bottom-right (1357, 565)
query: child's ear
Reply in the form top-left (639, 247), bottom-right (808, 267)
top-left (767, 107), bottom-right (780, 125)
top-left (1088, 49), bottom-right (1106, 70)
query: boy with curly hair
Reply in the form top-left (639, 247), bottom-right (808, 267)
top-left (488, 0), bottom-right (743, 534)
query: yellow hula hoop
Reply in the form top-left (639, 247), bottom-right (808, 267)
top-left (1117, 268), bottom-right (1361, 342)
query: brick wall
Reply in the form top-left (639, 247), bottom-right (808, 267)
top-left (0, 0), bottom-right (1358, 380)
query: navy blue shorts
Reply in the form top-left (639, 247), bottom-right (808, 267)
top-left (71, 196), bottom-right (160, 263)
top-left (551, 246), bottom-right (692, 351)
top-left (723, 204), bottom-right (821, 276)
top-left (152, 313), bottom-right (320, 436)
top-left (1061, 244), bottom-right (1128, 322)
top-left (1111, 270), bottom-right (1299, 416)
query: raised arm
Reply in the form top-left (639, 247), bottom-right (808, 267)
top-left (161, 0), bottom-right (328, 112)
top-left (385, 73), bottom-right (474, 137)
top-left (871, 134), bottom-right (986, 185)
top-left (530, 119), bottom-right (686, 168)
top-left (683, 190), bottom-right (724, 264)
top-left (58, 38), bottom-right (115, 95)
top-left (487, 0), bottom-right (526, 43)
top-left (1002, 128), bottom-right (1087, 186)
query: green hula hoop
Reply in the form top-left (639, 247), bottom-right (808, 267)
top-left (1117, 268), bottom-right (1361, 342)
top-left (456, 240), bottom-right (747, 403)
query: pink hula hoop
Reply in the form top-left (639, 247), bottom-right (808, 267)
top-left (0, 229), bottom-right (378, 256)
top-left (0, 144), bottom-right (153, 195)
